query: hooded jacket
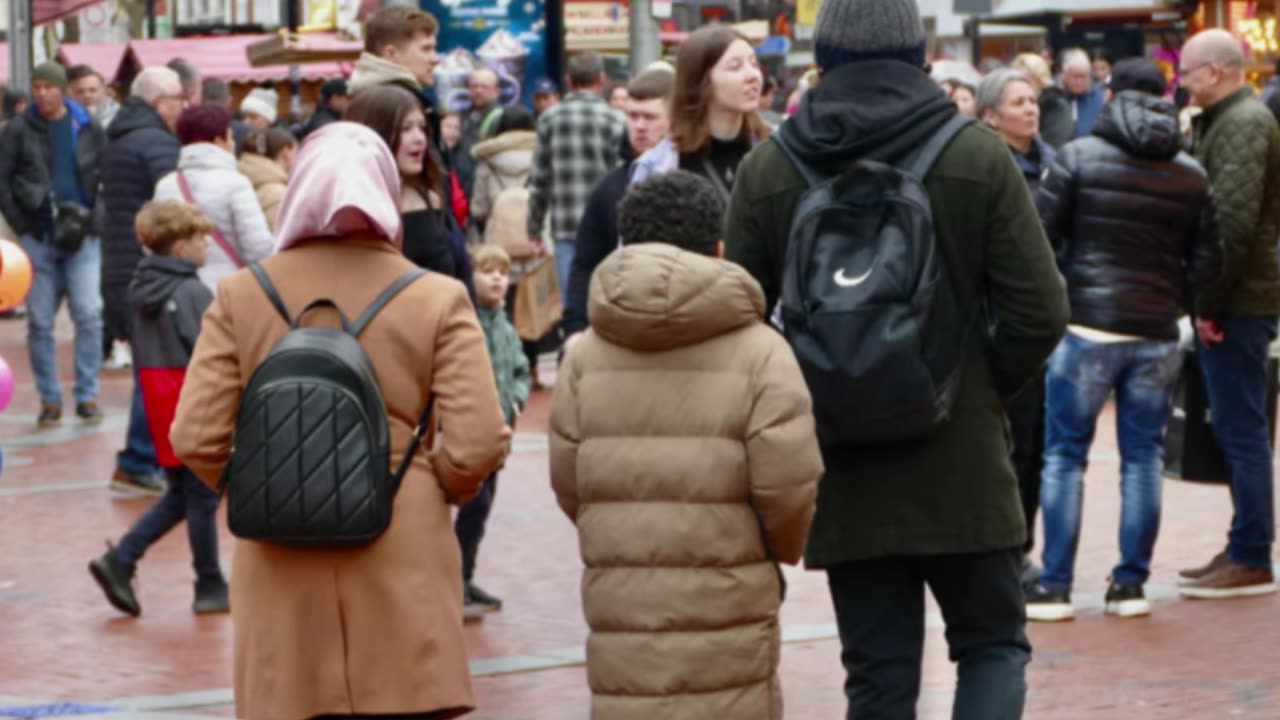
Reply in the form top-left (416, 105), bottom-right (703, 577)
top-left (0, 99), bottom-right (105, 238)
top-left (130, 255), bottom-right (212, 468)
top-left (550, 243), bottom-right (822, 720)
top-left (237, 152), bottom-right (288, 232)
top-left (99, 96), bottom-right (180, 287)
top-left (154, 143), bottom-right (274, 291)
top-left (725, 59), bottom-right (1069, 566)
top-left (469, 129), bottom-right (535, 225)
top-left (1036, 91), bottom-right (1222, 340)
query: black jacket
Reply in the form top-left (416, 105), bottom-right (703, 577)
top-left (1039, 86), bottom-right (1075, 150)
top-left (99, 97), bottom-right (180, 288)
top-left (1036, 91), bottom-right (1222, 341)
top-left (0, 100), bottom-right (105, 238)
top-left (299, 104), bottom-right (342, 141)
top-left (564, 163), bottom-right (631, 335)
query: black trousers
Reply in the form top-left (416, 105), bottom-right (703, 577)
top-left (102, 280), bottom-right (131, 352)
top-left (827, 548), bottom-right (1031, 720)
top-left (1006, 375), bottom-right (1046, 553)
top-left (454, 472), bottom-right (497, 583)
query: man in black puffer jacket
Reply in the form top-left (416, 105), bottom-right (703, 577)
top-left (1026, 59), bottom-right (1223, 623)
top-left (98, 66), bottom-right (184, 496)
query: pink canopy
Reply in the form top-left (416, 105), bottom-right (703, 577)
top-left (57, 42), bottom-right (127, 82)
top-left (128, 33), bottom-right (356, 83)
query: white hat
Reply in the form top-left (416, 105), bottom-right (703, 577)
top-left (239, 88), bottom-right (278, 125)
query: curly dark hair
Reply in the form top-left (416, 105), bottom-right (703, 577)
top-left (618, 170), bottom-right (723, 255)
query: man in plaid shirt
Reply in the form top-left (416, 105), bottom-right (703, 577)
top-left (527, 52), bottom-right (627, 301)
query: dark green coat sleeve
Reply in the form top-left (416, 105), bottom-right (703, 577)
top-left (725, 140), bottom-right (802, 316)
top-left (982, 146), bottom-right (1071, 398)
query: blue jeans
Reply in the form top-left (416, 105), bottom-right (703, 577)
top-left (1197, 316), bottom-right (1279, 570)
top-left (21, 235), bottom-right (103, 405)
top-left (1039, 333), bottom-right (1180, 589)
top-left (554, 238), bottom-right (575, 306)
top-left (114, 465), bottom-right (223, 581)
top-left (116, 375), bottom-right (158, 476)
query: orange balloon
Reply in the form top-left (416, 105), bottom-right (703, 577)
top-left (0, 240), bottom-right (32, 312)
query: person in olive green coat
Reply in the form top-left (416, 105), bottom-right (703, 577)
top-left (723, 0), bottom-right (1069, 716)
top-left (1175, 29), bottom-right (1280, 599)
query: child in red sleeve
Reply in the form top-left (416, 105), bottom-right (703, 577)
top-left (88, 200), bottom-right (227, 617)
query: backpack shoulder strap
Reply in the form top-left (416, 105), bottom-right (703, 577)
top-left (249, 263), bottom-right (292, 326)
top-left (902, 115), bottom-right (973, 181)
top-left (772, 128), bottom-right (823, 188)
top-left (350, 269), bottom-right (429, 337)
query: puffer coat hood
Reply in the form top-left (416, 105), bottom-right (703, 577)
top-left (552, 242), bottom-right (822, 719)
top-left (1036, 96), bottom-right (1222, 340)
top-left (588, 243), bottom-right (765, 351)
top-left (468, 130), bottom-right (535, 226)
top-left (1092, 90), bottom-right (1182, 162)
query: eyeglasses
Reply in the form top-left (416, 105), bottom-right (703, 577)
top-left (1178, 61), bottom-right (1213, 76)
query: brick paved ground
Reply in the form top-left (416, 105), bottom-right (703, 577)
top-left (2, 312), bottom-right (1279, 719)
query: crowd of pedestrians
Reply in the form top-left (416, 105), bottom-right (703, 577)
top-left (1, 0), bottom-right (1277, 715)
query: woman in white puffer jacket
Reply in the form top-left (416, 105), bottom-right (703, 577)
top-left (154, 106), bottom-right (274, 290)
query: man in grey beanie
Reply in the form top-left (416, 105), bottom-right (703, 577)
top-left (0, 60), bottom-right (108, 429)
top-left (724, 0), bottom-right (1069, 716)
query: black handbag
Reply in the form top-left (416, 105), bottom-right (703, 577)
top-left (1164, 350), bottom-right (1278, 484)
top-left (51, 200), bottom-right (92, 253)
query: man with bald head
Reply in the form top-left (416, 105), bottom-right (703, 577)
top-left (97, 65), bottom-right (185, 497)
top-left (1177, 28), bottom-right (1280, 600)
top-left (456, 67), bottom-right (505, 197)
top-left (1060, 48), bottom-right (1105, 138)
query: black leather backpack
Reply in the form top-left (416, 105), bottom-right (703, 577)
top-left (218, 264), bottom-right (433, 547)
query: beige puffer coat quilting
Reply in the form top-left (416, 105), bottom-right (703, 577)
top-left (550, 243), bottom-right (823, 720)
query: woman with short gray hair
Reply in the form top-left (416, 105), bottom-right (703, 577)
top-left (978, 66), bottom-right (1057, 594)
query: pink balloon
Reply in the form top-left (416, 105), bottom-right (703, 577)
top-left (0, 355), bottom-right (14, 413)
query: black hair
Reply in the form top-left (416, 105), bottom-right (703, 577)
top-left (66, 64), bottom-right (98, 84)
top-left (3, 89), bottom-right (28, 120)
top-left (618, 170), bottom-right (723, 255)
top-left (496, 105), bottom-right (535, 134)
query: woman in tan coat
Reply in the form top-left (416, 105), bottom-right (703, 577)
top-left (170, 122), bottom-right (510, 720)
top-left (550, 171), bottom-right (823, 720)
top-left (237, 128), bottom-right (297, 232)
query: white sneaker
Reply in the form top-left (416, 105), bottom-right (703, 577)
top-left (104, 340), bottom-right (132, 371)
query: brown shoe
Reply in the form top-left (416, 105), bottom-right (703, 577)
top-left (37, 403), bottom-right (62, 428)
top-left (1179, 559), bottom-right (1276, 599)
top-left (1178, 550), bottom-right (1230, 584)
top-left (76, 401), bottom-right (104, 424)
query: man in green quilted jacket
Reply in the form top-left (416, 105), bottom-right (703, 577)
top-left (1178, 29), bottom-right (1280, 599)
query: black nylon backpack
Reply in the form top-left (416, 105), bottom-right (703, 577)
top-left (773, 115), bottom-right (976, 446)
top-left (218, 264), bottom-right (434, 547)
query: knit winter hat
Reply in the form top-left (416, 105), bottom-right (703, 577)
top-left (813, 0), bottom-right (927, 72)
top-left (32, 62), bottom-right (68, 91)
top-left (239, 88), bottom-right (278, 125)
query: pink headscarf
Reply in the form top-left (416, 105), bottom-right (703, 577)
top-left (274, 122), bottom-right (403, 252)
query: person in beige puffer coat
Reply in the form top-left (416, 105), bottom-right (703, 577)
top-left (236, 127), bottom-right (296, 233)
top-left (550, 171), bottom-right (823, 720)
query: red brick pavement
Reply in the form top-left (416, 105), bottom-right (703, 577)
top-left (1, 313), bottom-right (1279, 718)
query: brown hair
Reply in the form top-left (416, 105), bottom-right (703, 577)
top-left (364, 6), bottom-right (439, 55)
top-left (242, 127), bottom-right (297, 160)
top-left (470, 244), bottom-right (511, 274)
top-left (135, 200), bottom-right (214, 256)
top-left (669, 25), bottom-right (771, 156)
top-left (627, 68), bottom-right (674, 103)
top-left (345, 85), bottom-right (442, 201)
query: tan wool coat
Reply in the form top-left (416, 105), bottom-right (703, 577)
top-left (550, 244), bottom-right (823, 720)
top-left (171, 236), bottom-right (509, 720)
top-left (238, 153), bottom-right (288, 232)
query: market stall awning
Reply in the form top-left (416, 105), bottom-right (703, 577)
top-left (990, 0), bottom-right (1182, 21)
top-left (0, 43), bottom-right (9, 84)
top-left (57, 43), bottom-right (127, 82)
top-left (127, 33), bottom-right (354, 83)
top-left (33, 0), bottom-right (103, 25)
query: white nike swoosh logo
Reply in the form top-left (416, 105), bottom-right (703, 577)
top-left (834, 266), bottom-right (874, 288)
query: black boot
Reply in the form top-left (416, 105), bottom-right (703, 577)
top-left (88, 544), bottom-right (141, 617)
top-left (193, 576), bottom-right (230, 614)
